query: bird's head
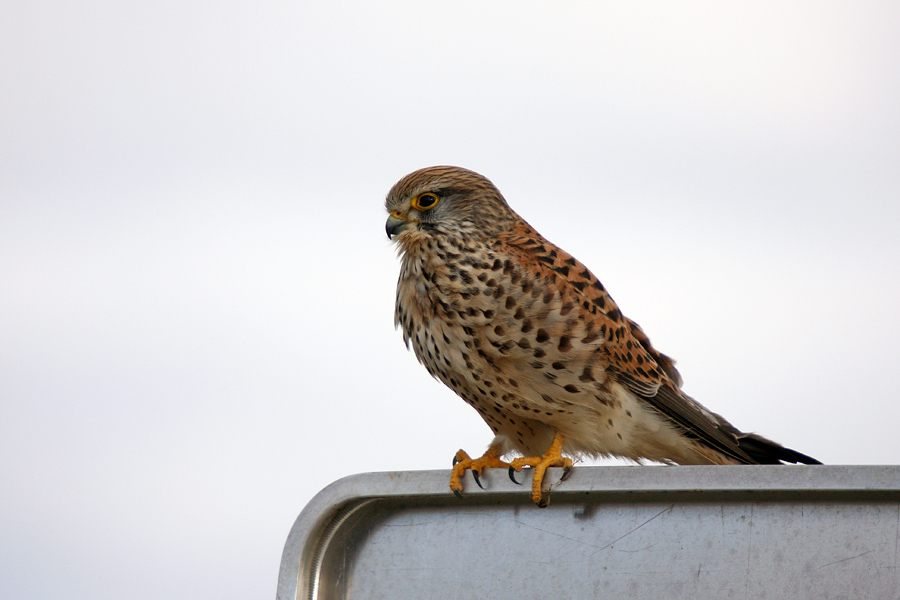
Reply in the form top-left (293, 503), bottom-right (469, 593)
top-left (385, 166), bottom-right (517, 244)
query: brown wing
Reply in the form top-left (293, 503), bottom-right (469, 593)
top-left (500, 222), bottom-right (755, 464)
top-left (499, 224), bottom-right (666, 389)
top-left (625, 317), bottom-right (682, 387)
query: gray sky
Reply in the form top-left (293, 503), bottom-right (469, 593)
top-left (2, 2), bottom-right (899, 598)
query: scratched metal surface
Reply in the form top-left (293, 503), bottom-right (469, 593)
top-left (277, 466), bottom-right (900, 600)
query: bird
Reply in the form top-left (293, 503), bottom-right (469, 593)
top-left (385, 166), bottom-right (820, 506)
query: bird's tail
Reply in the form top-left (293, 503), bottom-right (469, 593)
top-left (736, 433), bottom-right (822, 465)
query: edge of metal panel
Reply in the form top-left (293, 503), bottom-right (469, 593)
top-left (276, 465), bottom-right (900, 600)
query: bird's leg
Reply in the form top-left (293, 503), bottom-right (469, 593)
top-left (508, 432), bottom-right (573, 507)
top-left (449, 444), bottom-right (511, 497)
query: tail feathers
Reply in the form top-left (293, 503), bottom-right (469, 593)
top-left (737, 433), bottom-right (822, 465)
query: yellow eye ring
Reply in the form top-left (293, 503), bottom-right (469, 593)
top-left (411, 192), bottom-right (439, 211)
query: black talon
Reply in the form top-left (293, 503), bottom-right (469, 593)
top-left (472, 470), bottom-right (484, 489)
top-left (453, 488), bottom-right (463, 499)
top-left (538, 495), bottom-right (550, 508)
top-left (452, 455), bottom-right (459, 467)
top-left (560, 466), bottom-right (572, 482)
top-left (508, 466), bottom-right (521, 485)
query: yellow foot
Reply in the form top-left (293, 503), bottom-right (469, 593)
top-left (508, 432), bottom-right (573, 507)
top-left (449, 448), bottom-right (511, 497)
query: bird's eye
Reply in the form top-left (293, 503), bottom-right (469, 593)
top-left (412, 193), bottom-right (439, 211)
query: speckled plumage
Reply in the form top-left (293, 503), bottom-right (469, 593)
top-left (385, 166), bottom-right (819, 503)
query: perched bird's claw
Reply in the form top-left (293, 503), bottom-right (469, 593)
top-left (449, 448), bottom-right (510, 497)
top-left (560, 465), bottom-right (572, 482)
top-left (508, 467), bottom-right (521, 485)
top-left (507, 433), bottom-right (573, 505)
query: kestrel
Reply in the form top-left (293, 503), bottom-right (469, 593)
top-left (385, 166), bottom-right (820, 506)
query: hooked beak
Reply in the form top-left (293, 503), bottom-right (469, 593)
top-left (386, 212), bottom-right (410, 239)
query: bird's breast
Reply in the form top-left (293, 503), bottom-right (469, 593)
top-left (394, 240), bottom-right (617, 422)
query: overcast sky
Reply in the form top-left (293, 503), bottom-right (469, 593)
top-left (2, 2), bottom-right (899, 599)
